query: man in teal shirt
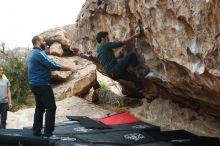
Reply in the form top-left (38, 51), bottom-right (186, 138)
top-left (96, 31), bottom-right (148, 92)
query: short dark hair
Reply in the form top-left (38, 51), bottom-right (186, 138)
top-left (32, 36), bottom-right (40, 46)
top-left (96, 32), bottom-right (108, 43)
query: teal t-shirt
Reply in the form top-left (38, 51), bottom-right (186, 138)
top-left (0, 78), bottom-right (10, 103)
top-left (96, 42), bottom-right (124, 75)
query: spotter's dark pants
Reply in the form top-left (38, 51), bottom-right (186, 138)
top-left (0, 103), bottom-right (8, 129)
top-left (30, 85), bottom-right (56, 136)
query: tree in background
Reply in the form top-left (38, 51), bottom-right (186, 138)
top-left (0, 41), bottom-right (6, 54)
top-left (2, 54), bottom-right (32, 111)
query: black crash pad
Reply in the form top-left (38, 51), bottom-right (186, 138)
top-left (52, 121), bottom-right (159, 135)
top-left (66, 116), bottom-right (111, 129)
top-left (75, 130), bottom-right (155, 145)
top-left (0, 129), bottom-right (49, 146)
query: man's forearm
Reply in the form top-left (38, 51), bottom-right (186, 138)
top-left (122, 33), bottom-right (139, 44)
top-left (60, 65), bottom-right (72, 71)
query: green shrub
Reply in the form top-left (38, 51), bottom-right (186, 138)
top-left (100, 83), bottom-right (110, 90)
top-left (2, 56), bottom-right (32, 111)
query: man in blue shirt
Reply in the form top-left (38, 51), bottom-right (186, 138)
top-left (28, 36), bottom-right (75, 138)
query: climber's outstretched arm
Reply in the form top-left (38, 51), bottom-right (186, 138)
top-left (121, 32), bottom-right (140, 44)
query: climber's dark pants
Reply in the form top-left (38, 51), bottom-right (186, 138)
top-left (0, 103), bottom-right (8, 129)
top-left (30, 85), bottom-right (56, 136)
top-left (110, 53), bottom-right (144, 91)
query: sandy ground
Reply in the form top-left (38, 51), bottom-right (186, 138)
top-left (7, 96), bottom-right (114, 129)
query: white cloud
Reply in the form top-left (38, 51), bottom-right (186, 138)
top-left (0, 0), bottom-right (86, 49)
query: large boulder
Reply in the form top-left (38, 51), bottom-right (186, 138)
top-left (51, 56), bottom-right (99, 99)
top-left (61, 0), bottom-right (220, 118)
top-left (40, 28), bottom-right (71, 49)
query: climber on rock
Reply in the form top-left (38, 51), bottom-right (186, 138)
top-left (122, 20), bottom-right (151, 73)
top-left (215, 32), bottom-right (220, 40)
top-left (96, 31), bottom-right (150, 96)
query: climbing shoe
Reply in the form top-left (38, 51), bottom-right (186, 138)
top-left (147, 95), bottom-right (159, 103)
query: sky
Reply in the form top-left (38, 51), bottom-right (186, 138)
top-left (0, 0), bottom-right (86, 49)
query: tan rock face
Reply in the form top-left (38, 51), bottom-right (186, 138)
top-left (67, 0), bottom-right (220, 117)
top-left (49, 42), bottom-right (63, 57)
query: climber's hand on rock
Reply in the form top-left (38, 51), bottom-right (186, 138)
top-left (134, 31), bottom-right (141, 37)
top-left (215, 32), bottom-right (220, 40)
top-left (123, 31), bottom-right (140, 44)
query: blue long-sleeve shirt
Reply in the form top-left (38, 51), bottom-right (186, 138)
top-left (28, 47), bottom-right (61, 85)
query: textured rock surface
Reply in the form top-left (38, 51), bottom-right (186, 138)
top-left (65, 0), bottom-right (220, 117)
top-left (84, 88), bottom-right (99, 103)
top-left (49, 42), bottom-right (64, 57)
